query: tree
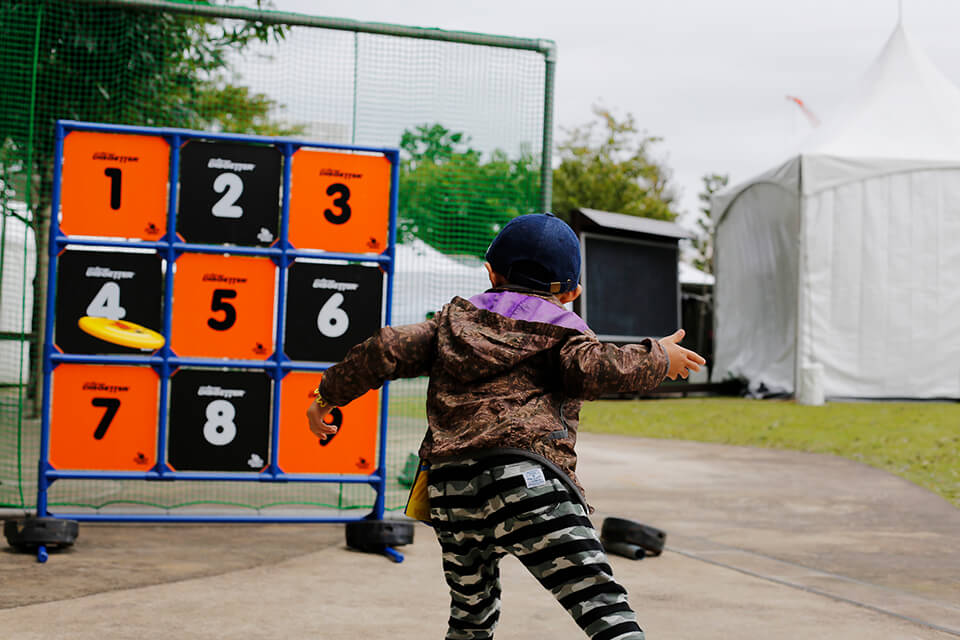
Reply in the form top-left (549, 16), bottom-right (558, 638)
top-left (398, 123), bottom-right (540, 258)
top-left (552, 106), bottom-right (678, 222)
top-left (691, 173), bottom-right (729, 275)
top-left (0, 0), bottom-right (294, 410)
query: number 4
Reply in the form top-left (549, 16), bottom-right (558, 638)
top-left (87, 281), bottom-right (126, 320)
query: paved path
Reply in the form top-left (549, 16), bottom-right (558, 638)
top-left (1, 433), bottom-right (958, 639)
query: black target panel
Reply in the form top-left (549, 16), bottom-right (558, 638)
top-left (177, 141), bottom-right (281, 246)
top-left (167, 369), bottom-right (272, 472)
top-left (54, 250), bottom-right (163, 354)
top-left (284, 262), bottom-right (384, 362)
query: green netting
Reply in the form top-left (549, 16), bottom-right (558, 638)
top-left (0, 0), bottom-right (550, 515)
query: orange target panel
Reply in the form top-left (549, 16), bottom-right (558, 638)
top-left (171, 253), bottom-right (276, 359)
top-left (50, 364), bottom-right (159, 471)
top-left (60, 131), bottom-right (169, 240)
top-left (278, 371), bottom-right (378, 475)
top-left (289, 149), bottom-right (391, 254)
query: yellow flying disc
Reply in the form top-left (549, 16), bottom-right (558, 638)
top-left (78, 316), bottom-right (165, 350)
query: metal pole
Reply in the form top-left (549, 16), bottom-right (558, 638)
top-left (540, 42), bottom-right (557, 213)
top-left (72, 0), bottom-right (555, 54)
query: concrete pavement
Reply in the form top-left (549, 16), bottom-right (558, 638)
top-left (1, 432), bottom-right (958, 639)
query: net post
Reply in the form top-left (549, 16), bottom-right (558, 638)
top-left (540, 40), bottom-right (557, 213)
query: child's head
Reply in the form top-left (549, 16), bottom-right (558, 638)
top-left (484, 213), bottom-right (582, 302)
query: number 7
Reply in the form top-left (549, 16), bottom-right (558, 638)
top-left (91, 397), bottom-right (121, 440)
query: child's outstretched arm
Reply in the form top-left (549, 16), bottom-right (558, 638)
top-left (306, 318), bottom-right (438, 440)
top-left (559, 328), bottom-right (705, 399)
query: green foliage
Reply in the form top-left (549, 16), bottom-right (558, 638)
top-left (1, 0), bottom-right (290, 206)
top-left (581, 398), bottom-right (960, 508)
top-left (398, 123), bottom-right (540, 257)
top-left (0, 0), bottom-right (298, 411)
top-left (692, 173), bottom-right (729, 274)
top-left (552, 106), bottom-right (678, 222)
top-left (192, 79), bottom-right (304, 137)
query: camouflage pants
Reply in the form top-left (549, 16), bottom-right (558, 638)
top-left (428, 456), bottom-right (645, 640)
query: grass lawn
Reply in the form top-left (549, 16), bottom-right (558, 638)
top-left (580, 398), bottom-right (960, 508)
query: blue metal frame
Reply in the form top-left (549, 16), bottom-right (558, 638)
top-left (36, 120), bottom-right (401, 559)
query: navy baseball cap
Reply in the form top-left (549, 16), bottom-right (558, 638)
top-left (485, 213), bottom-right (581, 294)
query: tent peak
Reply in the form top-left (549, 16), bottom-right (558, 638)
top-left (796, 18), bottom-right (960, 162)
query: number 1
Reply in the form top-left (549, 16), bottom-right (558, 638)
top-left (91, 397), bottom-right (121, 440)
top-left (104, 168), bottom-right (122, 210)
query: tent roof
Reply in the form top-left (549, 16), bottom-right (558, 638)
top-left (801, 22), bottom-right (960, 160)
top-left (715, 22), bottom-right (960, 215)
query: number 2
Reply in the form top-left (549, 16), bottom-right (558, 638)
top-left (91, 397), bottom-right (121, 440)
top-left (212, 172), bottom-right (244, 218)
top-left (324, 183), bottom-right (351, 224)
top-left (104, 168), bottom-right (122, 210)
top-left (208, 288), bottom-right (237, 331)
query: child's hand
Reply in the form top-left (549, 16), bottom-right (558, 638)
top-left (307, 402), bottom-right (338, 441)
top-left (658, 329), bottom-right (707, 380)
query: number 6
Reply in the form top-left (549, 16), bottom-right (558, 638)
top-left (317, 293), bottom-right (349, 338)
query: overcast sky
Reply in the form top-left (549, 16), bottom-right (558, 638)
top-left (271, 0), bottom-right (960, 228)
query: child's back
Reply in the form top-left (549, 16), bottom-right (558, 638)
top-left (308, 213), bottom-right (704, 639)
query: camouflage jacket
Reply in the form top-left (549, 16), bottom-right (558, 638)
top-left (317, 287), bottom-right (670, 502)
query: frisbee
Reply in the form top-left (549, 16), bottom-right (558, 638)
top-left (78, 316), bottom-right (165, 350)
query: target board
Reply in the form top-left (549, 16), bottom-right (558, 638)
top-left (54, 249), bottom-right (163, 355)
top-left (45, 123), bottom-right (397, 486)
top-left (167, 369), bottom-right (272, 473)
top-left (178, 141), bottom-right (282, 246)
top-left (60, 131), bottom-right (169, 240)
top-left (49, 364), bottom-right (160, 472)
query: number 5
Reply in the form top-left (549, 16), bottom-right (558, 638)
top-left (208, 288), bottom-right (237, 331)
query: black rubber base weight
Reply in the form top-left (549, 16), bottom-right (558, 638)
top-left (345, 519), bottom-right (414, 553)
top-left (4, 517), bottom-right (79, 552)
top-left (600, 517), bottom-right (666, 557)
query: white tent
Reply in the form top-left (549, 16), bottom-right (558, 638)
top-left (390, 239), bottom-right (491, 326)
top-left (0, 207), bottom-right (36, 385)
top-left (712, 23), bottom-right (960, 399)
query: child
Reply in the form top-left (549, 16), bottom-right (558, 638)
top-left (307, 213), bottom-right (705, 639)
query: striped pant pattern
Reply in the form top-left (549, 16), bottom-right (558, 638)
top-left (428, 456), bottom-right (645, 640)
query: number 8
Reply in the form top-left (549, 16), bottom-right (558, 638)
top-left (203, 399), bottom-right (237, 446)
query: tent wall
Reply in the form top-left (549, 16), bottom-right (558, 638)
top-left (714, 181), bottom-right (801, 393)
top-left (798, 168), bottom-right (960, 399)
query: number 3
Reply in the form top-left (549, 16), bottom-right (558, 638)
top-left (324, 183), bottom-right (351, 224)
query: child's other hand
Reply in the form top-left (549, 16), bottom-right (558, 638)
top-left (307, 402), bottom-right (338, 441)
top-left (658, 329), bottom-right (707, 380)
